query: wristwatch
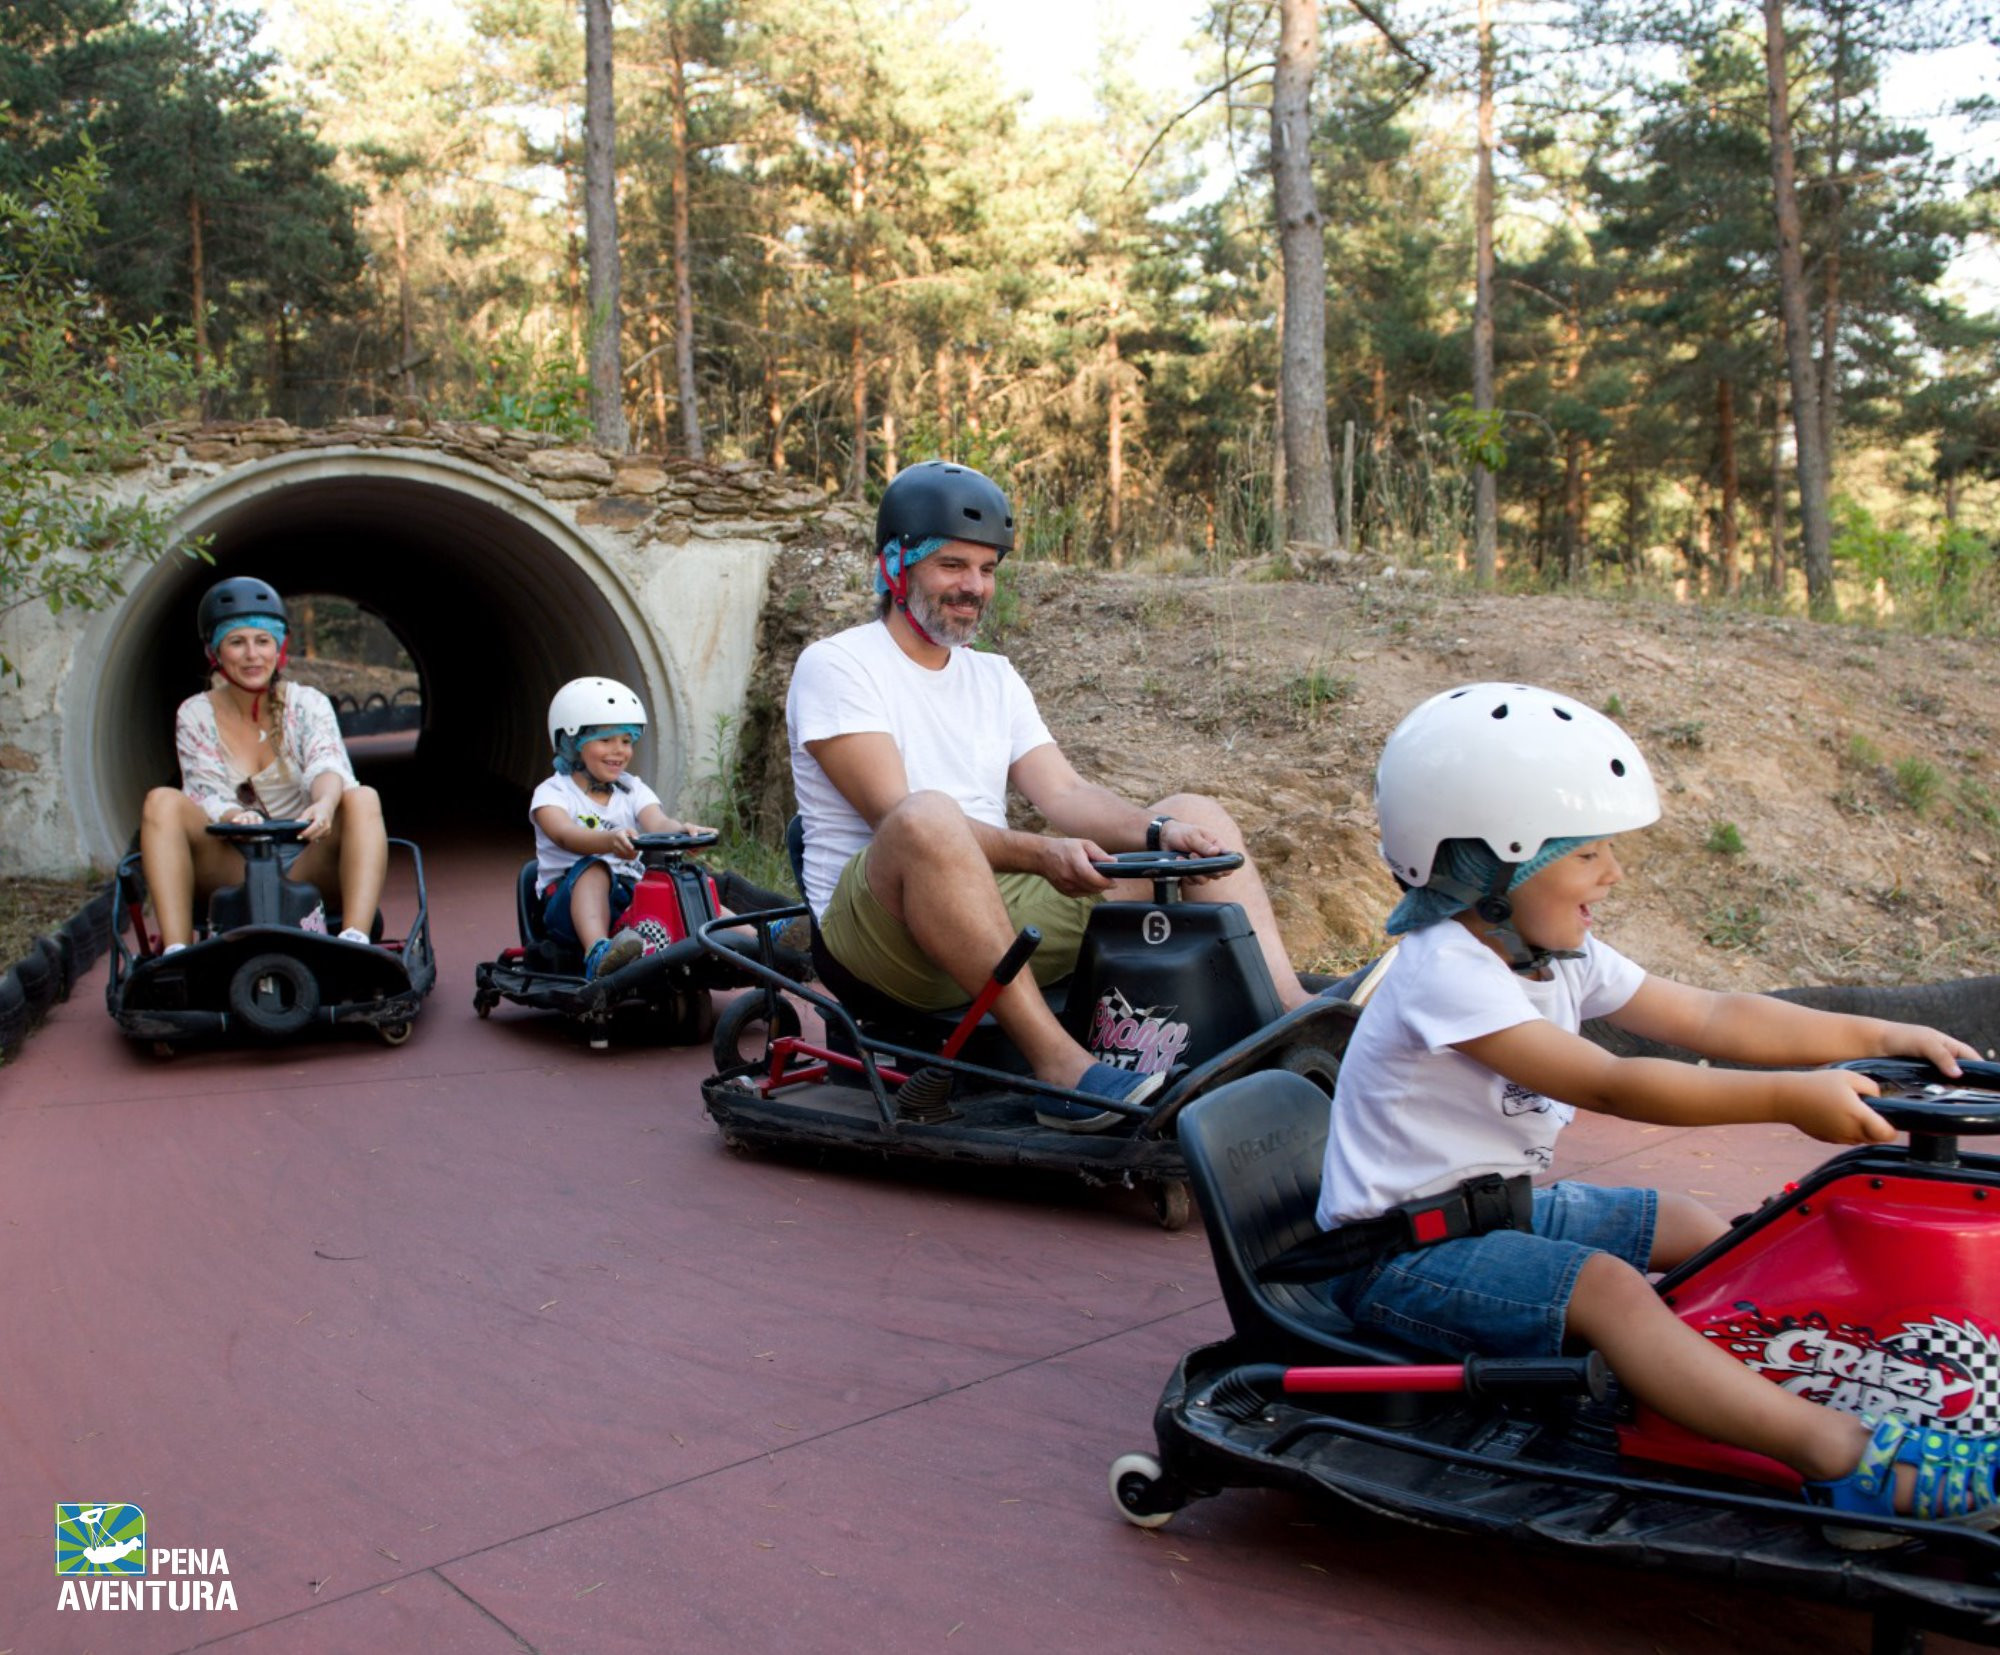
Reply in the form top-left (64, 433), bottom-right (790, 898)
top-left (1146, 815), bottom-right (1174, 853)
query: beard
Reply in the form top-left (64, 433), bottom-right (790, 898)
top-left (906, 582), bottom-right (984, 647)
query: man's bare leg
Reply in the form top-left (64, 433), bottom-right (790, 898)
top-left (1148, 791), bottom-right (1310, 1011)
top-left (865, 791), bottom-right (1100, 1089)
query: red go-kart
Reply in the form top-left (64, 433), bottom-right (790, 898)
top-left (1112, 1057), bottom-right (2000, 1652)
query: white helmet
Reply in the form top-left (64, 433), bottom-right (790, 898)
top-left (1376, 683), bottom-right (1660, 887)
top-left (548, 677), bottom-right (647, 748)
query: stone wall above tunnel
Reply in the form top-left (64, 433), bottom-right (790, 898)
top-left (0, 418), bottom-right (873, 876)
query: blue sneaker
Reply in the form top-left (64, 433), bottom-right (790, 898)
top-left (586, 929), bottom-right (646, 981)
top-left (1035, 1063), bottom-right (1166, 1133)
top-left (1804, 1413), bottom-right (2000, 1549)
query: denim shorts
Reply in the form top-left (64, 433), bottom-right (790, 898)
top-left (1330, 1181), bottom-right (1658, 1359)
top-left (541, 856), bottom-right (635, 947)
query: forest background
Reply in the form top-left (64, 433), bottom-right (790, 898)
top-left (5, 0), bottom-right (1998, 617)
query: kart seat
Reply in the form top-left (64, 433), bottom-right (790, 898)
top-left (206, 844), bottom-right (323, 935)
top-left (1177, 1069), bottom-right (1440, 1367)
top-left (516, 858), bottom-right (549, 945)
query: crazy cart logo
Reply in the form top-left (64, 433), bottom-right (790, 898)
top-left (54, 1503), bottom-right (237, 1614)
top-left (1086, 988), bottom-right (1191, 1075)
top-left (1702, 1305), bottom-right (2000, 1430)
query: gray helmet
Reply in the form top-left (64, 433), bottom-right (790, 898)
top-left (197, 577), bottom-right (287, 645)
top-left (874, 461), bottom-right (1015, 554)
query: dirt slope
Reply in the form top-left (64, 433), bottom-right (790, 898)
top-left (745, 546), bottom-right (2000, 991)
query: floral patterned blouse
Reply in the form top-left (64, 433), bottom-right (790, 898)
top-left (174, 684), bottom-right (357, 823)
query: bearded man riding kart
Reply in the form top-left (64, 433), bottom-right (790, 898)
top-left (786, 460), bottom-right (1312, 1132)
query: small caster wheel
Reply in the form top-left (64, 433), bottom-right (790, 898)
top-left (1109, 1452), bottom-right (1181, 1528)
top-left (720, 1131), bottom-right (759, 1158)
top-left (377, 1021), bottom-right (413, 1047)
top-left (473, 991), bottom-right (498, 1020)
top-left (151, 1041), bottom-right (178, 1060)
top-left (1152, 1178), bottom-right (1192, 1232)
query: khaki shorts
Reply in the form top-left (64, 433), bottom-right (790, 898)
top-left (820, 845), bottom-right (1102, 1012)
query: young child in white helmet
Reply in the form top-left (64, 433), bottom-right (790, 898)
top-left (1316, 681), bottom-right (1997, 1535)
top-left (533, 677), bottom-right (711, 980)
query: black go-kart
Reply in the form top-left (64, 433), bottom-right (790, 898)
top-left (1110, 1058), bottom-right (2000, 1652)
top-left (472, 831), bottom-right (809, 1050)
top-left (107, 819), bottom-right (435, 1048)
top-left (696, 833), bottom-right (1366, 1229)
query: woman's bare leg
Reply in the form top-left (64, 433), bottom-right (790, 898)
top-left (138, 788), bottom-right (243, 947)
top-left (290, 787), bottom-right (387, 936)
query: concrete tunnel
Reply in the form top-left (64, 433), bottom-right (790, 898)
top-left (56, 443), bottom-right (775, 871)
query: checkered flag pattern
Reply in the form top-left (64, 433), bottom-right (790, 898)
top-left (1891, 1317), bottom-right (2000, 1434)
top-left (632, 919), bottom-right (674, 956)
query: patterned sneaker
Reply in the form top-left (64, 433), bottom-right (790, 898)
top-left (1804, 1413), bottom-right (2000, 1549)
top-left (589, 929), bottom-right (646, 980)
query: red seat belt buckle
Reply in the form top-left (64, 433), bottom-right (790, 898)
top-left (1410, 1208), bottom-right (1450, 1244)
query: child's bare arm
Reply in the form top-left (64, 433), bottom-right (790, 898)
top-left (1455, 1017), bottom-right (1896, 1145)
top-left (534, 805), bottom-right (635, 860)
top-left (1608, 974), bottom-right (1973, 1076)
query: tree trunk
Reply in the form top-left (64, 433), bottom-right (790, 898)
top-left (1818, 5), bottom-right (1845, 455)
top-left (1561, 432), bottom-right (1588, 583)
top-left (647, 302), bottom-right (669, 451)
top-left (883, 405), bottom-right (899, 480)
top-left (189, 191), bottom-right (208, 381)
top-left (582, 0), bottom-right (629, 451)
top-left (934, 341), bottom-right (952, 449)
top-left (760, 247), bottom-right (785, 471)
top-left (846, 156), bottom-right (868, 499)
top-left (1717, 374), bottom-right (1741, 595)
top-left (1768, 378), bottom-right (1788, 598)
top-left (1107, 330), bottom-right (1124, 568)
top-left (1272, 0), bottom-right (1336, 548)
top-left (666, 30), bottom-right (703, 459)
top-left (1471, 0), bottom-right (1498, 585)
top-left (1763, 0), bottom-right (1834, 614)
top-left (388, 194), bottom-right (410, 394)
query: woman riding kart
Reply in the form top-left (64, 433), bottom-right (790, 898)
top-left (138, 576), bottom-right (389, 953)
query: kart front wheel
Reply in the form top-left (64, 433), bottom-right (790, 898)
top-left (1109, 1452), bottom-right (1183, 1529)
top-left (473, 989), bottom-right (498, 1020)
top-left (377, 1020), bottom-right (414, 1047)
top-left (1152, 1178), bottom-right (1192, 1232)
top-left (713, 991), bottom-right (801, 1069)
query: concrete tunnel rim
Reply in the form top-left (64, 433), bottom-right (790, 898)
top-left (65, 444), bottom-right (681, 869)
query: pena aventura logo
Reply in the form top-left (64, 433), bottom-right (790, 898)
top-left (54, 1501), bottom-right (236, 1613)
top-left (56, 1504), bottom-right (145, 1576)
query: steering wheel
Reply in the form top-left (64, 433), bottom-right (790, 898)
top-left (635, 830), bottom-right (719, 866)
top-left (1087, 850), bottom-right (1245, 881)
top-left (1833, 1058), bottom-right (2000, 1140)
top-left (206, 819), bottom-right (310, 845)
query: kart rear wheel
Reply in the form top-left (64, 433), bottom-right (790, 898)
top-left (1152, 1178), bottom-right (1192, 1232)
top-left (1109, 1452), bottom-right (1182, 1529)
top-left (713, 991), bottom-right (801, 1069)
top-left (227, 952), bottom-right (320, 1038)
top-left (1278, 1043), bottom-right (1342, 1097)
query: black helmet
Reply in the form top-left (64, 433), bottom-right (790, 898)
top-left (875, 461), bottom-right (1015, 554)
top-left (197, 577), bottom-right (287, 645)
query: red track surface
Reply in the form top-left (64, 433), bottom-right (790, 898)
top-left (1, 832), bottom-right (1977, 1653)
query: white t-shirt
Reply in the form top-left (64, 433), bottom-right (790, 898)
top-left (787, 620), bottom-right (1054, 917)
top-left (1316, 920), bottom-right (1646, 1229)
top-left (530, 770), bottom-right (663, 886)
